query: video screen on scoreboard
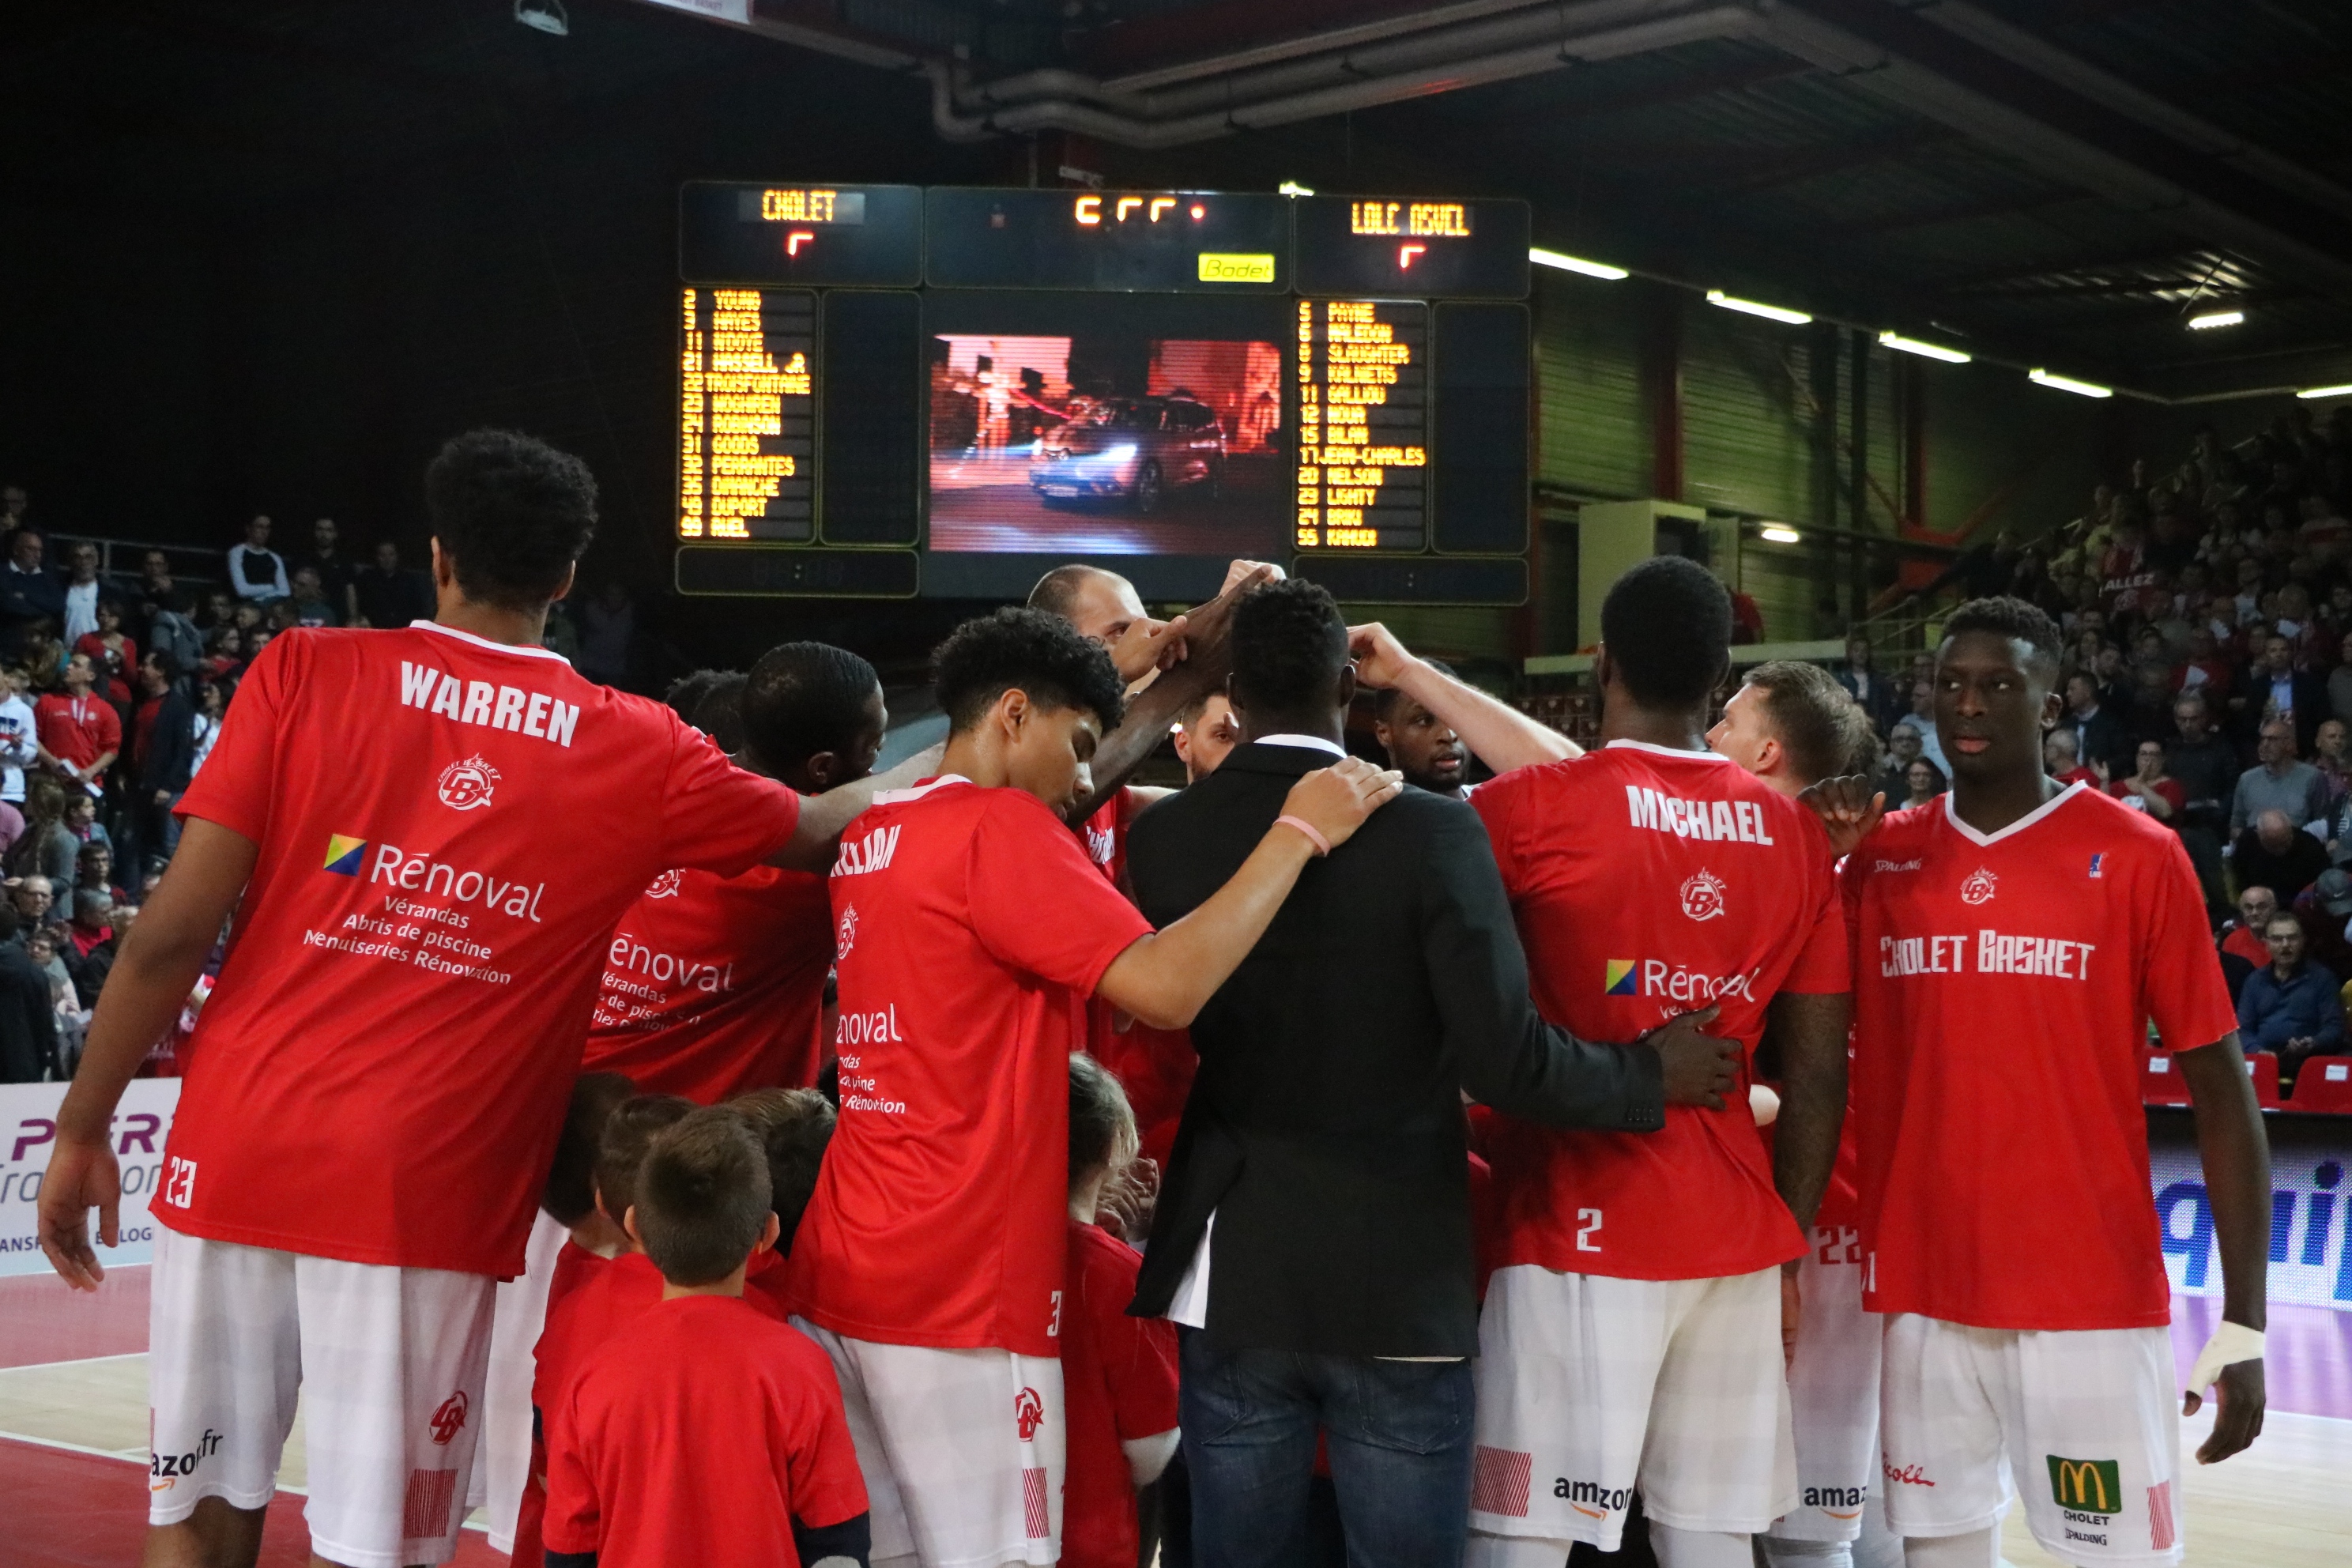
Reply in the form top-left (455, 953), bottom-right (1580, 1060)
top-left (923, 292), bottom-right (1288, 559)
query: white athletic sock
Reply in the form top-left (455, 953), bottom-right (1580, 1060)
top-left (1761, 1537), bottom-right (1852, 1567)
top-left (1902, 1528), bottom-right (1999, 1568)
top-left (1649, 1525), bottom-right (1755, 1568)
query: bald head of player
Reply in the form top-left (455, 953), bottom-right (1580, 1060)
top-left (1933, 595), bottom-right (2066, 825)
top-left (1596, 555), bottom-right (1731, 746)
top-left (1028, 564), bottom-right (1147, 648)
top-left (1227, 579), bottom-right (1356, 746)
top-left (424, 428), bottom-right (596, 627)
top-left (739, 642), bottom-right (887, 794)
top-left (1708, 660), bottom-right (1877, 797)
top-left (933, 606), bottom-right (1129, 816)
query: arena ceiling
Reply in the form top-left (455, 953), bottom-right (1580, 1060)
top-left (9, 0), bottom-right (2351, 405)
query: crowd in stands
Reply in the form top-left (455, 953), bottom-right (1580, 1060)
top-left (1834, 401), bottom-right (2352, 1091)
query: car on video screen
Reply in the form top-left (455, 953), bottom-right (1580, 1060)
top-left (1028, 396), bottom-right (1225, 514)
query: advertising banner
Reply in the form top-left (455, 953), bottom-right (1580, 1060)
top-left (2150, 1109), bottom-right (2352, 1311)
top-left (0, 1078), bottom-right (180, 1278)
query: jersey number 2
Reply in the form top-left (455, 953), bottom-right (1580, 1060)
top-left (1576, 1208), bottom-right (1604, 1253)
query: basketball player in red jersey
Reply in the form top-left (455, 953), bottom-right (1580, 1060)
top-left (1843, 597), bottom-right (2269, 1568)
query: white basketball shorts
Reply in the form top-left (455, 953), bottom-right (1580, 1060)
top-left (147, 1226), bottom-right (497, 1568)
top-left (1466, 1264), bottom-right (1796, 1558)
top-left (1879, 1313), bottom-right (2183, 1566)
top-left (793, 1317), bottom-right (1067, 1568)
top-left (1768, 1231), bottom-right (1880, 1545)
top-left (472, 1207), bottom-right (567, 1549)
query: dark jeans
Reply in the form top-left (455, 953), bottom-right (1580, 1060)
top-left (1179, 1329), bottom-right (1475, 1568)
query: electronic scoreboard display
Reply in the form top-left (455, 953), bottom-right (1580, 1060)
top-left (673, 183), bottom-right (1530, 604)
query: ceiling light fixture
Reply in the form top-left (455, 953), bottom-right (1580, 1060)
top-left (2298, 383), bottom-right (2352, 401)
top-left (514, 0), bottom-right (569, 36)
top-left (1879, 330), bottom-right (1971, 364)
top-left (1276, 180), bottom-right (1314, 197)
top-left (2030, 368), bottom-right (2113, 399)
top-left (2188, 310), bottom-right (2245, 330)
top-left (1528, 247), bottom-right (1628, 281)
top-left (1706, 289), bottom-right (1811, 326)
top-left (1759, 525), bottom-right (1802, 544)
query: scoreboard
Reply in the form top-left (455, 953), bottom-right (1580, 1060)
top-left (673, 183), bottom-right (1530, 604)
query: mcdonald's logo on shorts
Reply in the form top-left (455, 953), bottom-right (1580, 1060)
top-left (2046, 1455), bottom-right (2121, 1514)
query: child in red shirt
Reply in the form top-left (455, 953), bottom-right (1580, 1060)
top-left (728, 1087), bottom-right (837, 1319)
top-left (544, 1107), bottom-right (869, 1568)
top-left (517, 1094), bottom-right (692, 1568)
top-left (1060, 1054), bottom-right (1180, 1568)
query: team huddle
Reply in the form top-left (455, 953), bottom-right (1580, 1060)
top-left (35, 430), bottom-right (2270, 1568)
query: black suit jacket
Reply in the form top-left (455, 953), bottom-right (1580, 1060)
top-left (1124, 741), bottom-right (1666, 1358)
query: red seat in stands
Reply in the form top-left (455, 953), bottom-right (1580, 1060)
top-left (2289, 1055), bottom-right (2352, 1114)
top-left (2245, 1050), bottom-right (2282, 1109)
top-left (2141, 1049), bottom-right (2190, 1106)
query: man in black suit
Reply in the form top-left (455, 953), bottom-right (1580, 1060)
top-left (1125, 579), bottom-right (1738, 1568)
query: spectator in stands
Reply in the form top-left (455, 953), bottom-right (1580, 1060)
top-left (0, 530), bottom-right (63, 660)
top-left (285, 565), bottom-right (342, 628)
top-left (0, 484), bottom-right (24, 539)
top-left (2328, 631), bottom-right (2352, 726)
top-left (7, 873), bottom-right (58, 937)
top-left (1904, 679), bottom-right (1950, 775)
top-left (0, 666), bottom-right (35, 818)
top-left (1835, 632), bottom-right (1905, 737)
top-left (1877, 719), bottom-right (1925, 805)
top-left (2043, 727), bottom-right (2100, 788)
top-left (200, 626), bottom-right (244, 687)
top-left (2221, 886), bottom-right (2279, 973)
top-left (2233, 808), bottom-right (2329, 906)
top-left (2230, 718), bottom-right (2331, 836)
top-left (74, 844), bottom-right (127, 908)
top-left (128, 549), bottom-right (190, 633)
top-left (2317, 718), bottom-right (2352, 805)
top-left (2109, 740), bottom-right (2183, 822)
top-left (295, 517), bottom-right (360, 624)
top-left (73, 600), bottom-right (134, 707)
top-left (352, 539), bottom-right (432, 629)
top-left (1902, 757), bottom-right (1946, 808)
top-left (8, 781), bottom-right (76, 886)
top-left (129, 651), bottom-right (194, 872)
top-left (225, 513), bottom-right (288, 601)
top-left (188, 680), bottom-right (224, 780)
top-left (57, 542), bottom-right (110, 648)
top-left (62, 889), bottom-right (115, 1007)
top-left (2236, 912), bottom-right (2343, 1087)
top-left (33, 654), bottom-right (119, 801)
top-left (2167, 692), bottom-right (2237, 902)
top-left (2058, 670), bottom-right (2132, 777)
top-left (2293, 869), bottom-right (2352, 983)
top-left (0, 901), bottom-right (57, 1083)
top-left (2235, 631), bottom-right (2328, 754)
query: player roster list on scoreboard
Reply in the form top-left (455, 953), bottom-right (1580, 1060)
top-left (677, 287), bottom-right (815, 541)
top-left (1294, 300), bottom-right (1428, 552)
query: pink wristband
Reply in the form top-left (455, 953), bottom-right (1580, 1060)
top-left (1274, 814), bottom-right (1332, 856)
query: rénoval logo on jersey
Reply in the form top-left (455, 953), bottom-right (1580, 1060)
top-left (319, 834), bottom-right (548, 922)
top-left (398, 660), bottom-right (582, 748)
top-left (1604, 957), bottom-right (1756, 1004)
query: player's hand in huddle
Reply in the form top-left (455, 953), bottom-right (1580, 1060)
top-left (1643, 1004), bottom-right (1737, 1109)
top-left (1797, 775), bottom-right (1885, 860)
top-left (1221, 558), bottom-right (1286, 595)
top-left (1279, 756), bottom-right (1404, 852)
top-left (1174, 564), bottom-right (1275, 688)
top-left (1344, 621), bottom-right (1417, 691)
top-left (1107, 612), bottom-right (1188, 684)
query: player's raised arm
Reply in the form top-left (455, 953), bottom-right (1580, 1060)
top-left (766, 741), bottom-right (946, 873)
top-left (1348, 620), bottom-right (1580, 774)
top-left (2173, 1033), bottom-right (2270, 1462)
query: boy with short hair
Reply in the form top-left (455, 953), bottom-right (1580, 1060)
top-left (729, 1086), bottom-right (838, 1317)
top-left (544, 1107), bottom-right (870, 1568)
top-left (1060, 1054), bottom-right (1179, 1568)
